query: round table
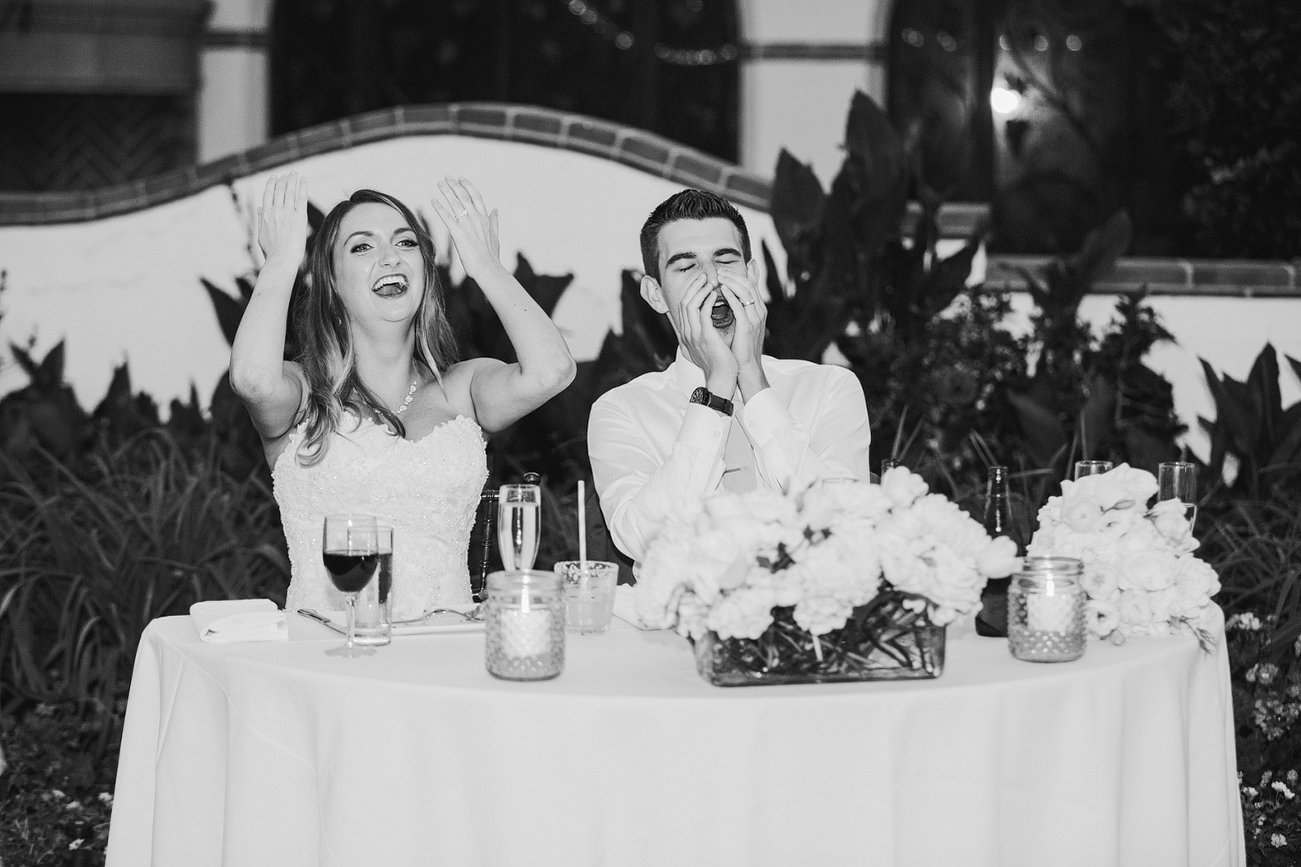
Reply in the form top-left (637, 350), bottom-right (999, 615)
top-left (106, 610), bottom-right (1244, 866)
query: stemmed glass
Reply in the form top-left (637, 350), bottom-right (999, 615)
top-left (1158, 461), bottom-right (1198, 532)
top-left (322, 514), bottom-right (380, 657)
top-left (1074, 460), bottom-right (1113, 479)
top-left (498, 483), bottom-right (541, 571)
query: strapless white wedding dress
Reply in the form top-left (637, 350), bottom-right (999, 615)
top-left (274, 412), bottom-right (489, 621)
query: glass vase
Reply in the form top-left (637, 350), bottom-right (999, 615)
top-left (692, 589), bottom-right (945, 687)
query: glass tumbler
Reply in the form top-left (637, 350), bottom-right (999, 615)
top-left (1008, 557), bottom-right (1086, 663)
top-left (484, 570), bottom-right (565, 681)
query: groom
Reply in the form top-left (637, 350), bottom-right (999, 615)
top-left (588, 188), bottom-right (873, 571)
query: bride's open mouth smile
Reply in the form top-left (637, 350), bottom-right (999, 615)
top-left (372, 274), bottom-right (409, 298)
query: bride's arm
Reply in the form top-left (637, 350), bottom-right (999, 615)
top-left (230, 173), bottom-right (309, 442)
top-left (430, 177), bottom-right (575, 433)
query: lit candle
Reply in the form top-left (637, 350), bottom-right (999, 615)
top-left (501, 601), bottom-right (552, 659)
top-left (1027, 588), bottom-right (1075, 632)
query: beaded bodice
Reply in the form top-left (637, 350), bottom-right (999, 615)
top-left (274, 413), bottom-right (488, 620)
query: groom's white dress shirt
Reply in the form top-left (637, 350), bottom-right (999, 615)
top-left (588, 348), bottom-right (872, 567)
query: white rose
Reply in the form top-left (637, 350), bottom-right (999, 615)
top-left (880, 466), bottom-right (929, 509)
top-left (1118, 550), bottom-right (1175, 592)
top-left (1089, 464), bottom-right (1158, 511)
top-left (706, 586), bottom-right (777, 640)
top-left (675, 590), bottom-right (711, 640)
top-left (1062, 497), bottom-right (1104, 534)
top-left (1086, 597), bottom-right (1120, 638)
top-left (1172, 555), bottom-right (1220, 614)
top-left (1081, 563), bottom-right (1120, 600)
top-left (793, 594), bottom-right (854, 635)
top-left (1118, 592), bottom-right (1154, 631)
top-left (977, 536), bottom-right (1020, 578)
top-left (1149, 499), bottom-right (1192, 546)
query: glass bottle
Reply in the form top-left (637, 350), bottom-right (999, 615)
top-left (976, 466), bottom-right (1026, 637)
top-left (1008, 557), bottom-right (1086, 662)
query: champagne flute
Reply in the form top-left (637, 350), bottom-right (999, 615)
top-left (1157, 461), bottom-right (1198, 532)
top-left (1074, 460), bottom-right (1113, 479)
top-left (322, 514), bottom-right (379, 657)
top-left (498, 483), bottom-right (541, 571)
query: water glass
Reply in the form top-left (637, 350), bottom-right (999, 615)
top-left (498, 483), bottom-right (541, 571)
top-left (1008, 557), bottom-right (1086, 663)
top-left (554, 560), bottom-right (618, 634)
top-left (484, 570), bottom-right (565, 681)
top-left (1158, 461), bottom-right (1198, 531)
top-left (1074, 460), bottom-right (1113, 479)
top-left (353, 525), bottom-right (393, 646)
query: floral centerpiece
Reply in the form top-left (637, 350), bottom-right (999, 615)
top-left (1026, 464), bottom-right (1221, 646)
top-left (636, 468), bottom-right (1021, 686)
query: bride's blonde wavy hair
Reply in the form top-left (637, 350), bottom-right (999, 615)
top-left (292, 189), bottom-right (457, 466)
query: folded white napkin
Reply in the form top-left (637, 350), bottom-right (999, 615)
top-left (612, 585), bottom-right (661, 630)
top-left (190, 599), bottom-right (288, 643)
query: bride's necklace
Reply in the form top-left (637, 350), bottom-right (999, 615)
top-left (395, 377), bottom-right (418, 414)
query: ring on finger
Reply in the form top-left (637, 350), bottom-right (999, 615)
top-left (455, 209), bottom-right (469, 220)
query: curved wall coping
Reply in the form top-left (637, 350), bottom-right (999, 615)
top-left (0, 101), bottom-right (1296, 298)
top-left (0, 102), bottom-right (771, 223)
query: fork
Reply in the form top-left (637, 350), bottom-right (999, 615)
top-left (392, 605), bottom-right (485, 625)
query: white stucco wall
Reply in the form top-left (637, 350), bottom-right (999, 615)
top-left (0, 136), bottom-right (780, 411)
top-left (739, 0), bottom-right (887, 183)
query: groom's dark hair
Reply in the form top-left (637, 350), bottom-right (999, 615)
top-left (639, 189), bottom-right (752, 281)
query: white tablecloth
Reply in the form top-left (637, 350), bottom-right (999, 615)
top-left (106, 610), bottom-right (1244, 867)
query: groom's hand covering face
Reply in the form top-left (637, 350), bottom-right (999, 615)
top-left (640, 217), bottom-right (764, 390)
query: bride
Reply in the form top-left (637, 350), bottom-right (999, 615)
top-left (230, 173), bottom-right (575, 619)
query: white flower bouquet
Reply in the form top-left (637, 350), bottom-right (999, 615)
top-left (636, 468), bottom-right (1021, 685)
top-left (1026, 463), bottom-right (1220, 646)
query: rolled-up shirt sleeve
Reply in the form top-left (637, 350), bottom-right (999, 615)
top-left (589, 396), bottom-right (729, 564)
top-left (740, 367), bottom-right (872, 492)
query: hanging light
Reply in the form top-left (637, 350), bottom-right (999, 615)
top-left (990, 86), bottom-right (1022, 115)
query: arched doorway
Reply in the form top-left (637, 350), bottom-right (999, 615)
top-left (270, 0), bottom-right (740, 162)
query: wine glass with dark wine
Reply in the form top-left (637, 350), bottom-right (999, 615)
top-left (322, 514), bottom-right (379, 657)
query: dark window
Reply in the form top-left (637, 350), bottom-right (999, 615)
top-left (887, 0), bottom-right (1186, 255)
top-left (0, 93), bottom-right (193, 192)
top-left (270, 0), bottom-right (739, 162)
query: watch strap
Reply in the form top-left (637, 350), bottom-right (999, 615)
top-left (689, 386), bottom-right (734, 416)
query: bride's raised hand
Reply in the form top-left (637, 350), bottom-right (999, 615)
top-left (431, 176), bottom-right (502, 279)
top-left (257, 173), bottom-right (310, 269)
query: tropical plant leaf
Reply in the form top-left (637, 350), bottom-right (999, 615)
top-left (1007, 390), bottom-right (1067, 468)
top-left (770, 149), bottom-right (825, 257)
top-left (202, 278), bottom-right (246, 347)
top-left (1065, 210), bottom-right (1131, 293)
top-left (1245, 343), bottom-right (1281, 450)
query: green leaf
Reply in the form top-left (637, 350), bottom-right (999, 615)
top-left (1007, 390), bottom-right (1067, 468)
top-left (1245, 343), bottom-right (1281, 449)
top-left (771, 149), bottom-right (825, 256)
top-left (202, 278), bottom-right (246, 348)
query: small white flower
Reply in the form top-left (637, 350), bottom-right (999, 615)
top-left (1272, 781), bottom-right (1295, 799)
top-left (65, 800), bottom-right (81, 810)
top-left (69, 839), bottom-right (84, 851)
top-left (51, 789), bottom-right (66, 800)
top-left (1247, 663), bottom-right (1281, 685)
top-left (98, 791), bottom-right (114, 805)
top-left (1271, 833), bottom-right (1287, 848)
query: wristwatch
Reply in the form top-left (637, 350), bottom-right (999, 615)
top-left (689, 386), bottom-right (734, 417)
